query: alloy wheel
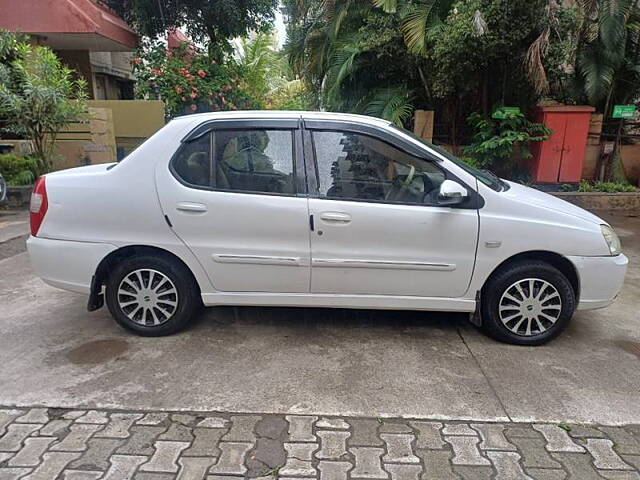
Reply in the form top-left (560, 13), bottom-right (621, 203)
top-left (498, 278), bottom-right (562, 337)
top-left (117, 269), bottom-right (179, 326)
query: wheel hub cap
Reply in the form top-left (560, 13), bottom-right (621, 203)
top-left (117, 269), bottom-right (178, 326)
top-left (498, 278), bottom-right (562, 337)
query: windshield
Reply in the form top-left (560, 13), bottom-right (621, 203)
top-left (390, 125), bottom-right (507, 192)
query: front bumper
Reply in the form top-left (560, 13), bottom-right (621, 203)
top-left (27, 236), bottom-right (117, 294)
top-left (567, 254), bottom-right (629, 310)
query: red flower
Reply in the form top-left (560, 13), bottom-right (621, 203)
top-left (131, 57), bottom-right (142, 65)
top-left (197, 69), bottom-right (206, 78)
top-left (190, 92), bottom-right (198, 99)
top-left (174, 86), bottom-right (183, 94)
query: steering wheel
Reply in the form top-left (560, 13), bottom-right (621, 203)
top-left (403, 165), bottom-right (416, 186)
top-left (386, 166), bottom-right (423, 202)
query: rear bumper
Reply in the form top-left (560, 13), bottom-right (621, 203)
top-left (27, 236), bottom-right (117, 294)
top-left (567, 254), bottom-right (629, 310)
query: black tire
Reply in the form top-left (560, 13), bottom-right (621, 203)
top-left (105, 254), bottom-right (200, 336)
top-left (480, 260), bottom-right (576, 346)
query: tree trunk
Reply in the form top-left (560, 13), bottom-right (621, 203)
top-left (482, 69), bottom-right (489, 115)
top-left (450, 98), bottom-right (458, 149)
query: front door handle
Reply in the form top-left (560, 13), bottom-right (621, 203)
top-left (320, 212), bottom-right (352, 224)
top-left (176, 202), bottom-right (207, 213)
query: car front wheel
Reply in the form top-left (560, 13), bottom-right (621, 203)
top-left (481, 260), bottom-right (576, 345)
top-left (105, 254), bottom-right (199, 336)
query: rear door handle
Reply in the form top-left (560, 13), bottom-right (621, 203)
top-left (320, 212), bottom-right (351, 223)
top-left (176, 202), bottom-right (207, 213)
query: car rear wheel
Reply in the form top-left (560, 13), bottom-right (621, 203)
top-left (481, 260), bottom-right (576, 345)
top-left (105, 255), bottom-right (199, 336)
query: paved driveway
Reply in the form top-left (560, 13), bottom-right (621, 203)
top-left (0, 211), bottom-right (638, 425)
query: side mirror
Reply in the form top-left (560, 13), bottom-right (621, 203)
top-left (438, 179), bottom-right (468, 206)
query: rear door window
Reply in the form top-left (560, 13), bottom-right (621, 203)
top-left (172, 128), bottom-right (297, 196)
top-left (172, 133), bottom-right (212, 188)
top-left (215, 129), bottom-right (295, 195)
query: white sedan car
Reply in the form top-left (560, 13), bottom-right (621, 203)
top-left (27, 111), bottom-right (628, 345)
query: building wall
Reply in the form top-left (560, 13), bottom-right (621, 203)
top-left (87, 100), bottom-right (165, 138)
top-left (87, 100), bottom-right (165, 160)
top-left (90, 51), bottom-right (135, 100)
top-left (582, 114), bottom-right (640, 185)
top-left (90, 52), bottom-right (134, 80)
top-left (3, 101), bottom-right (165, 170)
top-left (54, 50), bottom-right (135, 100)
top-left (54, 50), bottom-right (95, 98)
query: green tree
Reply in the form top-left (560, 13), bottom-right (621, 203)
top-left (283, 0), bottom-right (422, 123)
top-left (104, 0), bottom-right (278, 58)
top-left (575, 0), bottom-right (640, 181)
top-left (576, 0), bottom-right (640, 110)
top-left (235, 32), bottom-right (315, 110)
top-left (235, 32), bottom-right (284, 100)
top-left (372, 0), bottom-right (456, 55)
top-left (0, 32), bottom-right (87, 171)
top-left (525, 1), bottom-right (583, 103)
top-left (283, 0), bottom-right (560, 138)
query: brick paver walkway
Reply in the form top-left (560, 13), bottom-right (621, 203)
top-left (0, 407), bottom-right (639, 479)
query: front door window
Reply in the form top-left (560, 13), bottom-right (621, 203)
top-left (312, 131), bottom-right (446, 205)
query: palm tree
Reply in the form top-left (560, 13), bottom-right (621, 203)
top-left (576, 0), bottom-right (640, 111)
top-left (364, 87), bottom-right (415, 126)
top-left (283, 0), bottom-right (447, 124)
top-left (235, 32), bottom-right (285, 101)
top-left (372, 0), bottom-right (456, 54)
top-left (576, 0), bottom-right (640, 181)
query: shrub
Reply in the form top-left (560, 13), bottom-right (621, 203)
top-left (0, 31), bottom-right (88, 172)
top-left (464, 110), bottom-right (551, 178)
top-left (0, 153), bottom-right (41, 185)
top-left (578, 180), bottom-right (638, 193)
top-left (458, 156), bottom-right (482, 169)
top-left (132, 41), bottom-right (259, 118)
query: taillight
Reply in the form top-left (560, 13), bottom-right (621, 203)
top-left (30, 176), bottom-right (48, 236)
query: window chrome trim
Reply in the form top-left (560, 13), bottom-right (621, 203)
top-left (213, 254), bottom-right (304, 266)
top-left (184, 119), bottom-right (300, 142)
top-left (312, 259), bottom-right (456, 271)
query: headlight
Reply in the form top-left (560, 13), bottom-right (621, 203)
top-left (601, 224), bottom-right (622, 256)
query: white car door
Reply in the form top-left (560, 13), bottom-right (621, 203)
top-left (304, 120), bottom-right (479, 298)
top-left (156, 118), bottom-right (311, 293)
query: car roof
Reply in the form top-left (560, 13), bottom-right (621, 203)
top-left (170, 110), bottom-right (393, 128)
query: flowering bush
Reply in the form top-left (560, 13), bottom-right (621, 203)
top-left (132, 41), bottom-right (259, 118)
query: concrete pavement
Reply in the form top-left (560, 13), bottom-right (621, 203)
top-left (0, 212), bottom-right (638, 426)
top-left (0, 209), bottom-right (28, 261)
top-left (0, 209), bottom-right (29, 243)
